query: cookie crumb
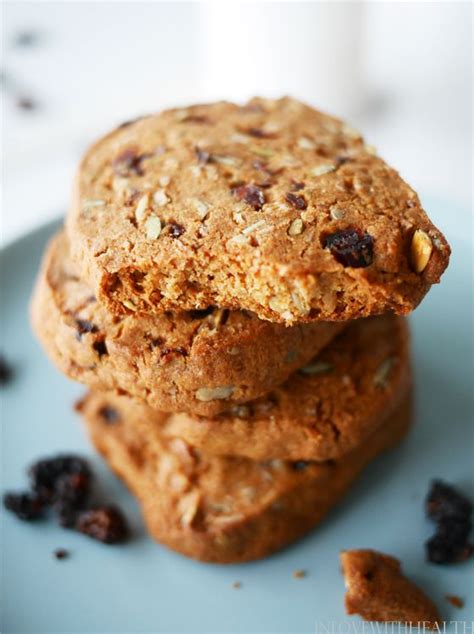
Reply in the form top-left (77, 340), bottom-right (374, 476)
top-left (293, 569), bottom-right (306, 579)
top-left (53, 548), bottom-right (69, 560)
top-left (445, 595), bottom-right (464, 609)
top-left (232, 581), bottom-right (242, 589)
top-left (340, 549), bottom-right (441, 627)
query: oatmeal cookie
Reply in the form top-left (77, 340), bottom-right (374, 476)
top-left (67, 97), bottom-right (449, 324)
top-left (78, 391), bottom-right (412, 563)
top-left (31, 231), bottom-right (342, 416)
top-left (92, 315), bottom-right (411, 461)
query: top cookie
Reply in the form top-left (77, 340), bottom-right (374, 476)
top-left (67, 97), bottom-right (450, 324)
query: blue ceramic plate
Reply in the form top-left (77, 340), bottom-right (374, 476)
top-left (1, 199), bottom-right (473, 633)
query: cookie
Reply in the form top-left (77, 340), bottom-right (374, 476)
top-left (30, 232), bottom-right (343, 416)
top-left (341, 549), bottom-right (442, 628)
top-left (67, 97), bottom-right (450, 324)
top-left (90, 315), bottom-right (411, 461)
top-left (78, 390), bottom-right (412, 563)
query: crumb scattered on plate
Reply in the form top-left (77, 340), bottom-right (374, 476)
top-left (445, 595), bottom-right (464, 609)
top-left (293, 569), bottom-right (307, 579)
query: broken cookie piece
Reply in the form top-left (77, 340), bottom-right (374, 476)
top-left (340, 549), bottom-right (442, 628)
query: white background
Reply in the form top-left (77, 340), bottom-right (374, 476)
top-left (1, 1), bottom-right (472, 245)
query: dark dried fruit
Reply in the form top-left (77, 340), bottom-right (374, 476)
top-left (335, 156), bottom-right (350, 167)
top-left (75, 319), bottom-right (98, 340)
top-left (3, 492), bottom-right (44, 520)
top-left (292, 461), bottom-right (310, 472)
top-left (232, 184), bottom-right (265, 211)
top-left (76, 506), bottom-right (128, 544)
top-left (245, 127), bottom-right (274, 138)
top-left (98, 405), bottom-right (120, 424)
top-left (92, 340), bottom-right (108, 357)
top-left (53, 548), bottom-right (69, 560)
top-left (426, 533), bottom-right (472, 564)
top-left (112, 148), bottom-right (150, 177)
top-left (195, 147), bottom-right (210, 164)
top-left (168, 223), bottom-right (185, 238)
top-left (426, 480), bottom-right (472, 523)
top-left (56, 500), bottom-right (79, 528)
top-left (324, 228), bottom-right (374, 268)
top-left (291, 180), bottom-right (305, 191)
top-left (285, 192), bottom-right (307, 210)
top-left (190, 307), bottom-right (215, 319)
top-left (0, 355), bottom-right (13, 385)
top-left (161, 347), bottom-right (188, 363)
top-left (181, 114), bottom-right (209, 124)
top-left (29, 455), bottom-right (91, 506)
top-left (425, 480), bottom-right (473, 565)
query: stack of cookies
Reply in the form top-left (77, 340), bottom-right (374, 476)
top-left (31, 98), bottom-right (450, 563)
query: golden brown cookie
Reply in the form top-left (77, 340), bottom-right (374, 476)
top-left (67, 97), bottom-right (450, 324)
top-left (30, 231), bottom-right (343, 416)
top-left (78, 391), bottom-right (412, 563)
top-left (89, 315), bottom-right (411, 461)
top-left (341, 549), bottom-right (442, 628)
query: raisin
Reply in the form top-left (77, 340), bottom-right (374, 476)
top-left (285, 192), bottom-right (307, 210)
top-left (181, 114), bottom-right (210, 124)
top-left (245, 127), bottom-right (274, 138)
top-left (75, 319), bottom-right (98, 340)
top-left (0, 355), bottom-right (13, 385)
top-left (190, 307), bottom-right (215, 319)
top-left (425, 480), bottom-right (473, 565)
top-left (56, 500), bottom-right (80, 528)
top-left (29, 455), bottom-right (91, 506)
top-left (112, 149), bottom-right (150, 177)
top-left (426, 480), bottom-right (472, 522)
top-left (335, 156), bottom-right (350, 167)
top-left (292, 461), bottom-right (310, 471)
top-left (76, 507), bottom-right (128, 544)
top-left (3, 492), bottom-right (44, 520)
top-left (324, 228), bottom-right (374, 268)
top-left (426, 533), bottom-right (472, 564)
top-left (168, 223), bottom-right (185, 238)
top-left (92, 340), bottom-right (108, 357)
top-left (290, 180), bottom-right (305, 191)
top-left (55, 472), bottom-right (90, 510)
top-left (195, 147), bottom-right (210, 164)
top-left (232, 184), bottom-right (265, 211)
top-left (161, 347), bottom-right (188, 363)
top-left (98, 406), bottom-right (120, 424)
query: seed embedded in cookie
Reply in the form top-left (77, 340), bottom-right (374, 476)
top-left (410, 229), bottom-right (433, 273)
top-left (195, 386), bottom-right (234, 402)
